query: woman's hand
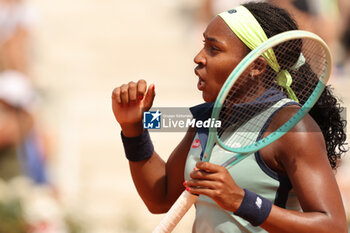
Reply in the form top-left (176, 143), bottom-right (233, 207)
top-left (184, 161), bottom-right (245, 212)
top-left (111, 79), bottom-right (155, 137)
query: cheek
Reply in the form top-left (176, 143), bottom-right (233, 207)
top-left (203, 56), bottom-right (243, 102)
top-left (202, 76), bottom-right (224, 102)
top-left (211, 60), bottom-right (237, 87)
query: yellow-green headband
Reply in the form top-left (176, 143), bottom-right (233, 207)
top-left (218, 6), bottom-right (300, 102)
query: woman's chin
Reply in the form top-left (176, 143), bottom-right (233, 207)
top-left (202, 92), bottom-right (216, 103)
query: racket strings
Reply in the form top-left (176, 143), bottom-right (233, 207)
top-left (217, 38), bottom-right (328, 148)
top-left (291, 40), bottom-right (326, 105)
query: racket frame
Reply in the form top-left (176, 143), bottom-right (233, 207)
top-left (203, 30), bottom-right (332, 161)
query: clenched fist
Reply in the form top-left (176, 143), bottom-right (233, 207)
top-left (111, 79), bottom-right (155, 137)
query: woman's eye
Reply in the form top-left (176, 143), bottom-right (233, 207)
top-left (211, 46), bottom-right (220, 51)
top-left (209, 45), bottom-right (220, 53)
top-left (202, 40), bottom-right (220, 53)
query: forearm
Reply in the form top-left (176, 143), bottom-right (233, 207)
top-left (125, 128), bottom-right (194, 214)
top-left (261, 205), bottom-right (347, 233)
top-left (122, 127), bottom-right (168, 212)
top-left (121, 130), bottom-right (179, 213)
top-left (129, 152), bottom-right (170, 213)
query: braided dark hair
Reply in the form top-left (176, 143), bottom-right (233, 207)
top-left (243, 2), bottom-right (347, 169)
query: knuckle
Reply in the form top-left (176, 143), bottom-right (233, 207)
top-left (221, 166), bottom-right (228, 173)
top-left (217, 175), bottom-right (225, 183)
top-left (138, 79), bottom-right (146, 85)
top-left (190, 172), bottom-right (196, 179)
top-left (218, 166), bottom-right (227, 175)
top-left (216, 182), bottom-right (224, 190)
top-left (197, 161), bottom-right (204, 167)
top-left (128, 81), bottom-right (136, 88)
top-left (120, 86), bottom-right (128, 95)
top-left (214, 190), bottom-right (222, 197)
top-left (191, 170), bottom-right (201, 179)
top-left (112, 87), bottom-right (120, 97)
top-left (202, 162), bottom-right (209, 169)
top-left (189, 180), bottom-right (196, 186)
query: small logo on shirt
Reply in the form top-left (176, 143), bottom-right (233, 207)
top-left (143, 110), bottom-right (161, 129)
top-left (192, 139), bottom-right (201, 148)
top-left (255, 197), bottom-right (262, 209)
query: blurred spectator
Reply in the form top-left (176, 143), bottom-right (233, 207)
top-left (337, 2), bottom-right (350, 74)
top-left (0, 70), bottom-right (48, 184)
top-left (341, 17), bottom-right (350, 59)
top-left (0, 0), bottom-right (46, 184)
top-left (0, 71), bottom-right (83, 233)
top-left (268, 0), bottom-right (347, 68)
top-left (0, 0), bottom-right (38, 75)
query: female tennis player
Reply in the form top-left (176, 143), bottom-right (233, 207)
top-left (112, 2), bottom-right (347, 232)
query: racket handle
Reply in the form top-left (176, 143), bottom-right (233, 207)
top-left (152, 191), bottom-right (198, 233)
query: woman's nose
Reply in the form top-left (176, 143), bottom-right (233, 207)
top-left (194, 49), bottom-right (206, 66)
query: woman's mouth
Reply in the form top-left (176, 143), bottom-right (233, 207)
top-left (197, 78), bottom-right (205, 91)
top-left (195, 68), bottom-right (205, 91)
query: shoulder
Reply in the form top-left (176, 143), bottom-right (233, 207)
top-left (260, 103), bottom-right (329, 174)
top-left (272, 111), bottom-right (329, 174)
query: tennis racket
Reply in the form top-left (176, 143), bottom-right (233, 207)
top-left (153, 30), bottom-right (332, 233)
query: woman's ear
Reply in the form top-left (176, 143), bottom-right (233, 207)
top-left (249, 56), bottom-right (267, 78)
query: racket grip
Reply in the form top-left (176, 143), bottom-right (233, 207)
top-left (152, 191), bottom-right (198, 233)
